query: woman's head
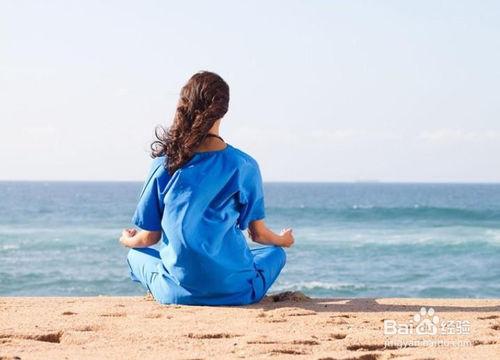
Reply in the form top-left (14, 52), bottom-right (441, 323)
top-left (151, 71), bottom-right (230, 174)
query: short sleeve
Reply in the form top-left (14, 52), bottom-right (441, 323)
top-left (237, 161), bottom-right (266, 230)
top-left (131, 160), bottom-right (165, 231)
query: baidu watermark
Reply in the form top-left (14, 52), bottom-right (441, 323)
top-left (383, 307), bottom-right (472, 348)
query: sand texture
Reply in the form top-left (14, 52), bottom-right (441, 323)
top-left (1, 293), bottom-right (499, 359)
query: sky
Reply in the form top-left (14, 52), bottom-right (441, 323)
top-left (1, 0), bottom-right (499, 182)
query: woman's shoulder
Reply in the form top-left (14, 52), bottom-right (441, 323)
top-left (148, 156), bottom-right (170, 180)
top-left (227, 144), bottom-right (260, 169)
top-left (151, 156), bottom-right (166, 166)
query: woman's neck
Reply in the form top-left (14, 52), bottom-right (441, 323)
top-left (195, 119), bottom-right (227, 152)
top-left (194, 120), bottom-right (226, 153)
top-left (195, 136), bottom-right (226, 153)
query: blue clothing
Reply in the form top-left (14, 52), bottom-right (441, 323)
top-left (127, 245), bottom-right (285, 305)
top-left (127, 144), bottom-right (286, 305)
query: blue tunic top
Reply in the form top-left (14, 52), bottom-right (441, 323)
top-left (132, 144), bottom-right (266, 305)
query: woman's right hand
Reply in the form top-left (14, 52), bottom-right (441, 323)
top-left (279, 228), bottom-right (295, 248)
top-left (247, 220), bottom-right (295, 248)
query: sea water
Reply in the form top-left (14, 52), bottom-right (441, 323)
top-left (1, 181), bottom-right (499, 298)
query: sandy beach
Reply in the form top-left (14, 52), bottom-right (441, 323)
top-left (1, 293), bottom-right (499, 360)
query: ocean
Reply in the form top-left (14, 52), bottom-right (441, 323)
top-left (1, 181), bottom-right (499, 298)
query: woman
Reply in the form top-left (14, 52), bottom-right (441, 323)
top-left (119, 71), bottom-right (294, 305)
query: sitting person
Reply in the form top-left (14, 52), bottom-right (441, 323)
top-left (119, 71), bottom-right (294, 305)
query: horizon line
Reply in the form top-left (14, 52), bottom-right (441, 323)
top-left (1, 179), bottom-right (500, 185)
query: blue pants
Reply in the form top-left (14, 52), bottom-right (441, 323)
top-left (126, 245), bottom-right (286, 305)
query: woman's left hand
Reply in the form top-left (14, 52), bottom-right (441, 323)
top-left (119, 228), bottom-right (137, 247)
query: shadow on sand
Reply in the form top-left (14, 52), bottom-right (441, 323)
top-left (248, 291), bottom-right (500, 314)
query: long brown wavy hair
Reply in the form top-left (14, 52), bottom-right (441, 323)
top-left (151, 71), bottom-right (230, 174)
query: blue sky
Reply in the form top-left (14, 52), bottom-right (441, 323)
top-left (1, 1), bottom-right (499, 182)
